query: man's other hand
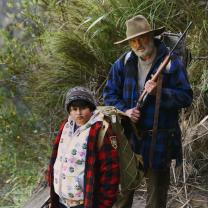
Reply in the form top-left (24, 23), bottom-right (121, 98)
top-left (144, 80), bottom-right (157, 95)
top-left (125, 107), bottom-right (140, 123)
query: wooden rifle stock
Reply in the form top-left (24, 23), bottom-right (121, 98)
top-left (136, 54), bottom-right (170, 108)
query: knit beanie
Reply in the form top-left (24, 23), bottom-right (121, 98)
top-left (65, 86), bottom-right (97, 112)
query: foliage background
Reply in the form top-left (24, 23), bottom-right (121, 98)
top-left (0, 0), bottom-right (207, 207)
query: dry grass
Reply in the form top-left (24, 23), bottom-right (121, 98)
top-left (133, 103), bottom-right (208, 207)
top-left (168, 112), bottom-right (208, 208)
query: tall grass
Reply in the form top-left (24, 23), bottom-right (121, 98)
top-left (27, 0), bottom-right (207, 123)
top-left (0, 0), bottom-right (207, 207)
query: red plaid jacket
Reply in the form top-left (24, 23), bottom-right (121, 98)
top-left (48, 119), bottom-right (119, 208)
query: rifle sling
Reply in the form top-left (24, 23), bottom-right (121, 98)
top-left (149, 73), bottom-right (163, 168)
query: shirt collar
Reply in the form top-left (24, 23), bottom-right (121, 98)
top-left (67, 110), bottom-right (104, 132)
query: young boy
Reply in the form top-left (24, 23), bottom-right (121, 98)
top-left (48, 86), bottom-right (119, 208)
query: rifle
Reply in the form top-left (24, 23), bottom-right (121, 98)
top-left (136, 21), bottom-right (193, 109)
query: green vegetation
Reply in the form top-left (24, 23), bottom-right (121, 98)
top-left (0, 105), bottom-right (50, 207)
top-left (0, 0), bottom-right (207, 207)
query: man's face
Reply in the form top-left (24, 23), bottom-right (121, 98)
top-left (129, 34), bottom-right (155, 59)
top-left (69, 106), bottom-right (93, 126)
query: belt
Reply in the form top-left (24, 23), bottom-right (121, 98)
top-left (140, 128), bottom-right (176, 137)
top-left (62, 199), bottom-right (84, 207)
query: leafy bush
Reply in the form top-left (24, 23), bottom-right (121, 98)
top-left (0, 100), bottom-right (51, 207)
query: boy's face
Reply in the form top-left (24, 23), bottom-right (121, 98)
top-left (69, 106), bottom-right (93, 126)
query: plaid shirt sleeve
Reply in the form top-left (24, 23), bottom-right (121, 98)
top-left (94, 125), bottom-right (120, 208)
top-left (160, 56), bottom-right (193, 109)
top-left (103, 59), bottom-right (129, 112)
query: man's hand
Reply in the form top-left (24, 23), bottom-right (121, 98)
top-left (144, 80), bottom-right (157, 95)
top-left (125, 107), bottom-right (140, 123)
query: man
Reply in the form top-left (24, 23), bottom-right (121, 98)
top-left (103, 15), bottom-right (193, 208)
top-left (48, 86), bottom-right (119, 208)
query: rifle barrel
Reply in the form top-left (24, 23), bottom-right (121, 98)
top-left (170, 21), bottom-right (192, 55)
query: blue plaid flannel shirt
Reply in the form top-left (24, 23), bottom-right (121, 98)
top-left (103, 39), bottom-right (193, 170)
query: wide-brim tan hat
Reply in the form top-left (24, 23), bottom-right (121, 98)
top-left (114, 15), bottom-right (165, 44)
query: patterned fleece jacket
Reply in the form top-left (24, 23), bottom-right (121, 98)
top-left (48, 111), bottom-right (119, 208)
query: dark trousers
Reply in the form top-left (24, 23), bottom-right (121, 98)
top-left (145, 168), bottom-right (170, 208)
top-left (112, 168), bottom-right (170, 208)
top-left (112, 189), bottom-right (135, 208)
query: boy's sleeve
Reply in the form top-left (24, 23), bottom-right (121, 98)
top-left (95, 125), bottom-right (120, 208)
top-left (47, 120), bottom-right (66, 186)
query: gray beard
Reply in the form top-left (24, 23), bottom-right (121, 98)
top-left (133, 40), bottom-right (155, 59)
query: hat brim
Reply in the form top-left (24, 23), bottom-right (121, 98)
top-left (114, 26), bottom-right (165, 45)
